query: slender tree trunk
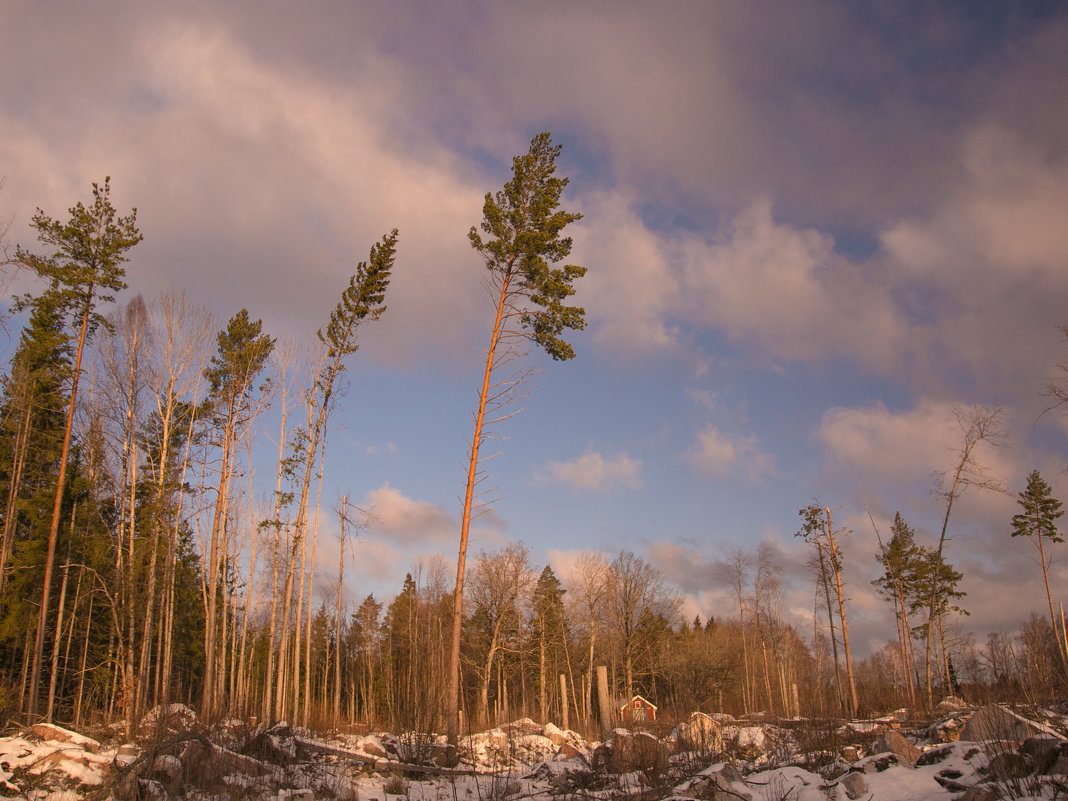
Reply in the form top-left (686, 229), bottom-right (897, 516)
top-left (449, 270), bottom-right (514, 746)
top-left (46, 534), bottom-right (73, 721)
top-left (236, 445), bottom-right (257, 712)
top-left (333, 495), bottom-right (346, 725)
top-left (761, 638), bottom-right (774, 713)
top-left (1035, 534), bottom-right (1068, 670)
top-left (302, 445), bottom-right (326, 724)
top-left (29, 292), bottom-right (93, 719)
top-left (0, 402), bottom-right (31, 594)
top-left (263, 385), bottom-right (291, 719)
top-left (74, 595), bottom-right (93, 727)
top-left (161, 400), bottom-right (197, 705)
top-left (60, 561), bottom-right (85, 713)
top-left (124, 439), bottom-right (138, 737)
top-left (203, 402), bottom-right (237, 719)
top-left (816, 541), bottom-right (844, 715)
top-left (826, 508), bottom-right (858, 717)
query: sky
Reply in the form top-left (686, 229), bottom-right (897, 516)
top-left (3, 1), bottom-right (1068, 659)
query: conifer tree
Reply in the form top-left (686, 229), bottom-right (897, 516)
top-left (531, 565), bottom-right (566, 721)
top-left (202, 309), bottom-right (275, 717)
top-left (872, 512), bottom-right (924, 706)
top-left (14, 177), bottom-right (141, 718)
top-left (1011, 469), bottom-right (1066, 666)
top-left (448, 132), bottom-right (586, 746)
top-left (274, 230), bottom-right (397, 722)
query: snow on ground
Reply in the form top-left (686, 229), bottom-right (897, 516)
top-left (0, 703), bottom-right (1065, 800)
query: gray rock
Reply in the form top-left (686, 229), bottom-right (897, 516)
top-left (1019, 737), bottom-right (1062, 773)
top-left (609, 730), bottom-right (668, 774)
top-left (553, 742), bottom-right (587, 763)
top-left (957, 786), bottom-right (1003, 801)
top-left (692, 763), bottom-right (752, 801)
top-left (961, 705), bottom-right (1056, 744)
top-left (151, 753), bottom-right (182, 781)
top-left (430, 743), bottom-right (459, 768)
top-left (870, 729), bottom-right (921, 764)
top-left (839, 745), bottom-right (860, 762)
top-left (838, 772), bottom-right (867, 800)
top-left (987, 751), bottom-right (1034, 781)
top-left (592, 742), bottom-right (613, 770)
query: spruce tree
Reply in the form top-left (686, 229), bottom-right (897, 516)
top-left (531, 565), bottom-right (566, 721)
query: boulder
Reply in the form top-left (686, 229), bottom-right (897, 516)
top-left (553, 742), bottom-right (588, 763)
top-left (1019, 737), bottom-right (1063, 774)
top-left (673, 712), bottom-right (722, 753)
top-left (957, 786), bottom-right (1002, 801)
top-left (838, 771), bottom-right (867, 800)
top-left (244, 723), bottom-right (297, 764)
top-left (839, 745), bottom-right (859, 762)
top-left (610, 730), bottom-right (668, 774)
top-left (359, 738), bottom-right (388, 758)
top-left (139, 703), bottom-right (197, 736)
top-left (870, 729), bottom-right (921, 764)
top-left (114, 743), bottom-right (139, 768)
top-left (592, 742), bottom-right (613, 770)
top-left (936, 696), bottom-right (969, 712)
top-left (542, 723), bottom-right (570, 745)
top-left (731, 725), bottom-right (771, 760)
top-left (691, 763), bottom-right (752, 801)
top-left (929, 716), bottom-right (965, 743)
top-left (31, 723), bottom-right (101, 752)
top-left (430, 743), bottom-right (460, 768)
top-left (151, 753), bottom-right (182, 781)
top-left (500, 718), bottom-right (542, 737)
top-left (987, 751), bottom-right (1034, 781)
top-left (961, 705), bottom-right (1058, 744)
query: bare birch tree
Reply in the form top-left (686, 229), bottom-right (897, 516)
top-left (924, 404), bottom-right (1004, 709)
top-left (566, 551), bottom-right (609, 723)
top-left (797, 504), bottom-right (858, 716)
top-left (715, 548), bottom-right (753, 714)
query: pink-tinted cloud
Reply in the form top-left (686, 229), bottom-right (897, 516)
top-left (534, 450), bottom-right (642, 494)
top-left (362, 483), bottom-right (455, 545)
top-left (684, 425), bottom-right (776, 483)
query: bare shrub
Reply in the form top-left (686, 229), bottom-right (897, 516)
top-left (384, 769), bottom-right (409, 796)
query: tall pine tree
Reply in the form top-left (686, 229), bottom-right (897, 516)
top-left (14, 178), bottom-right (141, 719)
top-left (1011, 470), bottom-right (1065, 667)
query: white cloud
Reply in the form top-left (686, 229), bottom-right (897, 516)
top-left (684, 425), bottom-right (775, 483)
top-left (534, 450), bottom-right (642, 494)
top-left (579, 195), bottom-right (907, 372)
top-left (818, 400), bottom-right (1014, 488)
top-left (575, 192), bottom-right (681, 355)
top-left (362, 483), bottom-right (454, 545)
